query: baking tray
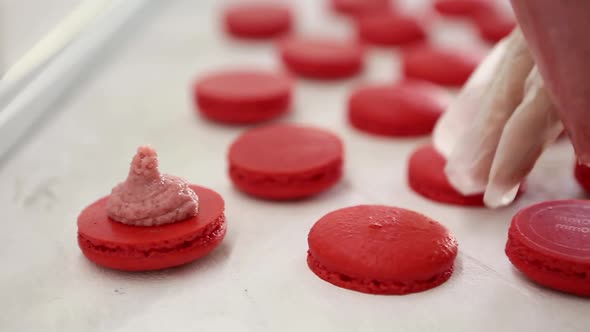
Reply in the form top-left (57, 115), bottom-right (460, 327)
top-left (1, 0), bottom-right (589, 331)
top-left (1, 0), bottom-right (79, 71)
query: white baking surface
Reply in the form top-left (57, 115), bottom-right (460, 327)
top-left (1, 0), bottom-right (589, 331)
top-left (0, 0), bottom-right (81, 71)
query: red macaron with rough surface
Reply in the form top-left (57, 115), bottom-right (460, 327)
top-left (575, 162), bottom-right (590, 193)
top-left (505, 200), bottom-right (590, 297)
top-left (473, 9), bottom-right (516, 43)
top-left (223, 2), bottom-right (292, 39)
top-left (433, 0), bottom-right (494, 18)
top-left (228, 124), bottom-right (344, 200)
top-left (307, 205), bottom-right (458, 295)
top-left (402, 45), bottom-right (483, 87)
top-left (194, 70), bottom-right (292, 124)
top-left (330, 0), bottom-right (391, 16)
top-left (78, 185), bottom-right (226, 271)
top-left (278, 37), bottom-right (365, 79)
top-left (348, 81), bottom-right (450, 137)
top-left (408, 144), bottom-right (486, 206)
top-left (356, 12), bottom-right (428, 46)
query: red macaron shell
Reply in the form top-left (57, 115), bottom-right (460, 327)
top-left (402, 45), bottom-right (483, 87)
top-left (408, 144), bottom-right (486, 206)
top-left (223, 3), bottom-right (292, 39)
top-left (194, 70), bottom-right (292, 124)
top-left (433, 0), bottom-right (494, 18)
top-left (474, 9), bottom-right (516, 43)
top-left (307, 205), bottom-right (458, 295)
top-left (356, 12), bottom-right (428, 47)
top-left (330, 0), bottom-right (391, 16)
top-left (348, 81), bottom-right (448, 137)
top-left (506, 200), bottom-right (590, 297)
top-left (574, 162), bottom-right (590, 193)
top-left (228, 124), bottom-right (344, 200)
top-left (408, 145), bottom-right (526, 206)
top-left (77, 185), bottom-right (226, 271)
top-left (278, 37), bottom-right (365, 79)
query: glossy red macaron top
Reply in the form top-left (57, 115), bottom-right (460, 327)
top-left (510, 200), bottom-right (590, 264)
top-left (195, 70), bottom-right (292, 104)
top-left (474, 9), bottom-right (516, 43)
top-left (402, 44), bottom-right (484, 86)
top-left (278, 37), bottom-right (365, 78)
top-left (330, 0), bottom-right (391, 16)
top-left (229, 124), bottom-right (343, 174)
top-left (78, 185), bottom-right (224, 246)
top-left (348, 81), bottom-right (449, 136)
top-left (308, 205), bottom-right (458, 282)
top-left (279, 37), bottom-right (364, 62)
top-left (408, 144), bottom-right (485, 203)
top-left (433, 0), bottom-right (494, 17)
top-left (356, 12), bottom-right (428, 46)
top-left (409, 145), bottom-right (453, 183)
top-left (349, 81), bottom-right (449, 119)
top-left (223, 2), bottom-right (292, 38)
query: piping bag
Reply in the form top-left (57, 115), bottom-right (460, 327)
top-left (512, 0), bottom-right (590, 165)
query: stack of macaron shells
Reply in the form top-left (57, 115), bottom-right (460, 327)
top-left (307, 205), bottom-right (458, 294)
top-left (228, 124), bottom-right (344, 200)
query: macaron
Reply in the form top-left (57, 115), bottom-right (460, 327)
top-left (330, 0), bottom-right (391, 16)
top-left (228, 124), bottom-right (344, 200)
top-left (433, 0), bottom-right (494, 18)
top-left (223, 2), bottom-right (292, 39)
top-left (574, 162), bottom-right (590, 193)
top-left (356, 12), bottom-right (428, 47)
top-left (505, 200), bottom-right (590, 297)
top-left (78, 185), bottom-right (226, 271)
top-left (402, 44), bottom-right (483, 87)
top-left (473, 9), bottom-right (516, 43)
top-left (193, 70), bottom-right (292, 124)
top-left (348, 81), bottom-right (450, 137)
top-left (307, 205), bottom-right (458, 295)
top-left (408, 144), bottom-right (484, 206)
top-left (278, 37), bottom-right (365, 79)
top-left (408, 144), bottom-right (525, 206)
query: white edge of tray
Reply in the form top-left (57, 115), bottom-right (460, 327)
top-left (0, 0), bottom-right (151, 162)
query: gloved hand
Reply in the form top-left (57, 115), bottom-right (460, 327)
top-left (433, 1), bottom-right (590, 208)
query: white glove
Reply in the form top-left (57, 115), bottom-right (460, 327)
top-left (433, 28), bottom-right (563, 208)
top-left (435, 1), bottom-right (590, 208)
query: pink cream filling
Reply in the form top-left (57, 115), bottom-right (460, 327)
top-left (106, 145), bottom-right (199, 226)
